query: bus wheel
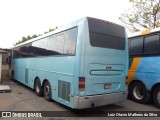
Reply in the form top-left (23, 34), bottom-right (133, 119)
top-left (34, 78), bottom-right (43, 96)
top-left (153, 86), bottom-right (160, 109)
top-left (130, 82), bottom-right (150, 104)
top-left (44, 81), bottom-right (52, 101)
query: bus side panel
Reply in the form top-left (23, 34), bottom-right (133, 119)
top-left (127, 57), bottom-right (141, 84)
top-left (33, 57), bottom-right (75, 108)
top-left (12, 56), bottom-right (76, 108)
top-left (128, 56), bottom-right (160, 90)
top-left (12, 59), bottom-right (30, 85)
top-left (27, 69), bottom-right (35, 89)
top-left (54, 74), bottom-right (74, 108)
top-left (26, 58), bottom-right (35, 88)
top-left (32, 70), bottom-right (57, 99)
top-left (135, 56), bottom-right (160, 90)
top-left (12, 58), bottom-right (35, 88)
top-left (13, 66), bottom-right (25, 84)
top-left (34, 57), bottom-right (75, 74)
top-left (73, 19), bottom-right (87, 96)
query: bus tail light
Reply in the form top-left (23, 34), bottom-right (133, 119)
top-left (79, 77), bottom-right (85, 92)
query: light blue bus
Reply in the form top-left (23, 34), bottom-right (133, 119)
top-left (11, 17), bottom-right (128, 109)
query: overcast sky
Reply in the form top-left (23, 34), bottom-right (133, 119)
top-left (0, 0), bottom-right (130, 48)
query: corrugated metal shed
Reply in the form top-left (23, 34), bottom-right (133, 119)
top-left (0, 50), bottom-right (6, 53)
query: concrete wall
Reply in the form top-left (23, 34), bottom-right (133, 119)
top-left (0, 50), bottom-right (11, 82)
top-left (0, 54), bottom-right (2, 83)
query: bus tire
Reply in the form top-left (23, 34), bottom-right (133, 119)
top-left (34, 78), bottom-right (43, 96)
top-left (44, 81), bottom-right (52, 101)
top-left (130, 82), bottom-right (150, 104)
top-left (153, 86), bottom-right (160, 109)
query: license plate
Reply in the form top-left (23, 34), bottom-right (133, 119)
top-left (104, 84), bottom-right (112, 89)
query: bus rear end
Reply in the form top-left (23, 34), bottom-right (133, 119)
top-left (73, 17), bottom-right (128, 109)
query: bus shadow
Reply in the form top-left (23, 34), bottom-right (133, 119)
top-left (7, 79), bottom-right (148, 116)
top-left (54, 102), bottom-right (126, 117)
top-left (127, 97), bottom-right (156, 109)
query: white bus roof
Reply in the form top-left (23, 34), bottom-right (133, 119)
top-left (12, 17), bottom-right (87, 48)
top-left (13, 16), bottom-right (124, 48)
top-left (128, 27), bottom-right (160, 38)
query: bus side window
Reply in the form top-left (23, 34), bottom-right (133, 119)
top-left (47, 32), bottom-right (65, 55)
top-left (129, 37), bottom-right (143, 56)
top-left (64, 27), bottom-right (77, 55)
top-left (144, 35), bottom-right (159, 54)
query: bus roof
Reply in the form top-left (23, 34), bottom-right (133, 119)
top-left (13, 17), bottom-right (124, 49)
top-left (12, 17), bottom-right (87, 48)
top-left (128, 27), bottom-right (160, 38)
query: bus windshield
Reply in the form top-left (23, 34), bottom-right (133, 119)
top-left (88, 18), bottom-right (125, 50)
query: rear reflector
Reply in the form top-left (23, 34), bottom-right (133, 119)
top-left (122, 92), bottom-right (127, 94)
top-left (79, 77), bottom-right (85, 92)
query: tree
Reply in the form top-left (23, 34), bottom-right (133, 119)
top-left (31, 34), bottom-right (38, 38)
top-left (22, 37), bottom-right (27, 42)
top-left (27, 35), bottom-right (31, 40)
top-left (15, 37), bottom-right (27, 45)
top-left (15, 27), bottom-right (58, 45)
top-left (119, 0), bottom-right (160, 32)
top-left (44, 27), bottom-right (58, 34)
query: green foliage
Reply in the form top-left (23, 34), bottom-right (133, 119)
top-left (119, 0), bottom-right (160, 32)
top-left (31, 34), bottom-right (38, 38)
top-left (44, 27), bottom-right (58, 34)
top-left (15, 27), bottom-right (58, 45)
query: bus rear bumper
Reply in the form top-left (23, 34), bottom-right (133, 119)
top-left (73, 91), bottom-right (128, 109)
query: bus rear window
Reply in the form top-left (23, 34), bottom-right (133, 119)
top-left (90, 32), bottom-right (125, 50)
top-left (88, 18), bottom-right (125, 50)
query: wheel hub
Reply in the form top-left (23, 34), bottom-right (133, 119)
top-left (157, 91), bottom-right (160, 103)
top-left (133, 86), bottom-right (144, 100)
top-left (45, 85), bottom-right (50, 96)
top-left (36, 85), bottom-right (40, 93)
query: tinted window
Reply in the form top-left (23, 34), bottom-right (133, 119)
top-left (90, 32), bottom-right (125, 50)
top-left (13, 43), bottom-right (35, 58)
top-left (13, 27), bottom-right (77, 58)
top-left (32, 38), bottom-right (53, 56)
top-left (64, 27), bottom-right (77, 55)
top-left (129, 34), bottom-right (160, 56)
top-left (33, 38), bottom-right (48, 50)
top-left (47, 32), bottom-right (65, 55)
top-left (130, 37), bottom-right (143, 55)
top-left (88, 17), bottom-right (125, 50)
top-left (144, 35), bottom-right (159, 54)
